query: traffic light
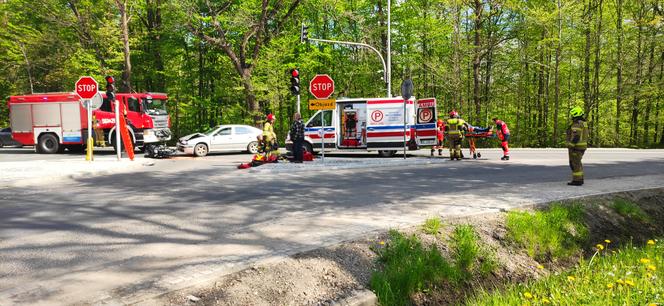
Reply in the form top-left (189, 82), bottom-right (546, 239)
top-left (300, 23), bottom-right (308, 43)
top-left (105, 76), bottom-right (115, 101)
top-left (290, 69), bottom-right (300, 95)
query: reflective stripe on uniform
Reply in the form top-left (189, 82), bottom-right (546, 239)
top-left (572, 171), bottom-right (583, 176)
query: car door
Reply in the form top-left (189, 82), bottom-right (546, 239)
top-left (232, 126), bottom-right (255, 150)
top-left (210, 127), bottom-right (233, 151)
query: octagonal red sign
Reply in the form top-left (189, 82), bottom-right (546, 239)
top-left (309, 74), bottom-right (334, 99)
top-left (75, 76), bottom-right (99, 100)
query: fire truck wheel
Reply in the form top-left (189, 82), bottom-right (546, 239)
top-left (247, 141), bottom-right (259, 154)
top-left (194, 143), bottom-right (208, 157)
top-left (38, 134), bottom-right (60, 154)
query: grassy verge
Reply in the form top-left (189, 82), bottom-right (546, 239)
top-left (505, 203), bottom-right (588, 260)
top-left (370, 225), bottom-right (496, 306)
top-left (467, 239), bottom-right (663, 305)
top-left (611, 198), bottom-right (650, 223)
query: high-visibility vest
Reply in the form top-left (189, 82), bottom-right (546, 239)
top-left (567, 119), bottom-right (588, 149)
top-left (446, 118), bottom-right (466, 136)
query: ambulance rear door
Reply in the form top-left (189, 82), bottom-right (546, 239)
top-left (414, 98), bottom-right (437, 147)
top-left (365, 97), bottom-right (413, 151)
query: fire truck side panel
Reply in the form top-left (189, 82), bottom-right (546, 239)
top-left (61, 103), bottom-right (83, 143)
top-left (9, 103), bottom-right (34, 145)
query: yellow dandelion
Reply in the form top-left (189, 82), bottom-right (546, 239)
top-left (647, 265), bottom-right (656, 271)
top-left (625, 279), bottom-right (635, 287)
top-left (537, 265), bottom-right (544, 270)
top-left (640, 258), bottom-right (651, 264)
top-left (648, 303), bottom-right (657, 306)
top-left (607, 283), bottom-right (614, 289)
top-left (647, 273), bottom-right (653, 278)
top-left (379, 241), bottom-right (385, 245)
top-left (617, 279), bottom-right (625, 285)
top-left (567, 275), bottom-right (575, 281)
top-left (523, 292), bottom-right (533, 299)
top-left (542, 298), bottom-right (551, 304)
top-left (605, 239), bottom-right (611, 243)
top-left (648, 240), bottom-right (655, 245)
top-left (596, 244), bottom-right (605, 251)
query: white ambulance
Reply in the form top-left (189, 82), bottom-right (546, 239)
top-left (287, 97), bottom-right (437, 157)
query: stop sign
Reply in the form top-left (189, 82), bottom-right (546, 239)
top-left (75, 76), bottom-right (98, 100)
top-left (309, 74), bottom-right (334, 99)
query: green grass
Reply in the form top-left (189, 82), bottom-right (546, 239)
top-left (506, 204), bottom-right (588, 261)
top-left (371, 225), bottom-right (497, 305)
top-left (370, 230), bottom-right (453, 306)
top-left (422, 217), bottom-right (443, 235)
top-left (611, 198), bottom-right (650, 222)
top-left (451, 224), bottom-right (497, 281)
top-left (466, 239), bottom-right (663, 306)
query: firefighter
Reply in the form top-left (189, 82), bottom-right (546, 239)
top-left (92, 115), bottom-right (106, 147)
top-left (263, 113), bottom-right (278, 156)
top-left (492, 117), bottom-right (511, 160)
top-left (445, 110), bottom-right (466, 160)
top-left (431, 118), bottom-right (445, 156)
top-left (566, 106), bottom-right (589, 186)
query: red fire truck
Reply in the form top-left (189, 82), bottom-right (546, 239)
top-left (7, 92), bottom-right (171, 153)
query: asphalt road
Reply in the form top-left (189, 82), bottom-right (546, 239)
top-left (0, 148), bottom-right (663, 305)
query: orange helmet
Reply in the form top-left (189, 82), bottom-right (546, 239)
top-left (266, 114), bottom-right (275, 121)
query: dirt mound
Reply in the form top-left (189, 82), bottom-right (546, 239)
top-left (162, 188), bottom-right (664, 306)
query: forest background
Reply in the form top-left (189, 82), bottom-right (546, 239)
top-left (0, 0), bottom-right (662, 147)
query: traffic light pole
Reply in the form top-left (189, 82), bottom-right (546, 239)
top-left (297, 94), bottom-right (300, 114)
top-left (307, 38), bottom-right (389, 97)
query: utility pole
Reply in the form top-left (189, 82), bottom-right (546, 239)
top-left (387, 0), bottom-right (391, 97)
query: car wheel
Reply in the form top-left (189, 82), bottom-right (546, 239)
top-left (38, 134), bottom-right (60, 154)
top-left (194, 143), bottom-right (208, 157)
top-left (378, 150), bottom-right (397, 157)
top-left (302, 142), bottom-right (314, 155)
top-left (247, 141), bottom-right (259, 154)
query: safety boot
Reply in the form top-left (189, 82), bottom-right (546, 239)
top-left (567, 180), bottom-right (584, 186)
top-left (501, 156), bottom-right (510, 160)
top-left (431, 149), bottom-right (434, 156)
top-left (438, 149), bottom-right (442, 156)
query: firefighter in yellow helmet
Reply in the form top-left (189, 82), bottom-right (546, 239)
top-left (566, 106), bottom-right (589, 186)
top-left (445, 110), bottom-right (467, 160)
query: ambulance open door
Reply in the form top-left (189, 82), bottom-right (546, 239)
top-left (414, 98), bottom-right (437, 147)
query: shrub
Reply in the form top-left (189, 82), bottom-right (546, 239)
top-left (422, 217), bottom-right (443, 235)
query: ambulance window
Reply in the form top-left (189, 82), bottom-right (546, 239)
top-left (307, 112), bottom-right (321, 127)
top-left (127, 97), bottom-right (140, 112)
top-left (322, 110), bottom-right (332, 126)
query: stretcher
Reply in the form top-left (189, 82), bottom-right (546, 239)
top-left (465, 129), bottom-right (494, 159)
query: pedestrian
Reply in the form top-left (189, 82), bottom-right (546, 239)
top-left (290, 112), bottom-right (305, 163)
top-left (492, 117), bottom-right (511, 160)
top-left (566, 106), bottom-right (589, 186)
top-left (263, 113), bottom-right (278, 157)
top-left (445, 110), bottom-right (466, 160)
top-left (431, 118), bottom-right (445, 156)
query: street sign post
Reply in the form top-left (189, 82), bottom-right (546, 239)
top-left (400, 79), bottom-right (413, 159)
top-left (309, 75), bottom-right (335, 162)
top-left (309, 74), bottom-right (335, 99)
top-left (75, 76), bottom-right (99, 161)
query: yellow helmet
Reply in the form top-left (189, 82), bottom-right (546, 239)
top-left (570, 106), bottom-right (584, 118)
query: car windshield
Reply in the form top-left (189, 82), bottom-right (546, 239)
top-left (203, 126), bottom-right (221, 136)
top-left (142, 98), bottom-right (167, 115)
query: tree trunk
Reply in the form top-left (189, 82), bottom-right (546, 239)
top-left (115, 0), bottom-right (132, 92)
top-left (644, 32), bottom-right (656, 145)
top-left (145, 0), bottom-right (164, 91)
top-left (536, 31), bottom-right (545, 143)
top-left (591, 0), bottom-right (603, 146)
top-left (552, 0), bottom-right (562, 146)
top-left (18, 42), bottom-right (34, 94)
top-left (452, 0), bottom-right (462, 108)
top-left (615, 0), bottom-right (623, 145)
top-left (242, 71), bottom-right (260, 123)
top-left (583, 0), bottom-right (592, 116)
top-left (630, 3), bottom-right (645, 146)
top-left (472, 0), bottom-right (483, 121)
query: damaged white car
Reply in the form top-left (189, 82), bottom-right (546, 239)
top-left (177, 125), bottom-right (262, 157)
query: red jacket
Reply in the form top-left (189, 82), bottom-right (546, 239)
top-left (495, 120), bottom-right (510, 135)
